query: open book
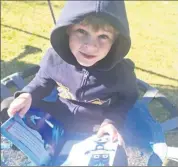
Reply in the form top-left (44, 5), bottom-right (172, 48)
top-left (1, 108), bottom-right (119, 166)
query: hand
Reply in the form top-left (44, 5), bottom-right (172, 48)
top-left (97, 122), bottom-right (124, 145)
top-left (7, 93), bottom-right (32, 118)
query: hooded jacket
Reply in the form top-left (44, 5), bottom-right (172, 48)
top-left (16, 1), bottom-right (139, 132)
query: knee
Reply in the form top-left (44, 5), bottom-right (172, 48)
top-left (0, 96), bottom-right (14, 124)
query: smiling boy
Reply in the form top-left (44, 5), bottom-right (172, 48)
top-left (67, 15), bottom-right (119, 67)
top-left (1, 1), bottom-right (138, 164)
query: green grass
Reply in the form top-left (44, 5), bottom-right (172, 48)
top-left (1, 1), bottom-right (65, 78)
top-left (1, 1), bottom-right (178, 165)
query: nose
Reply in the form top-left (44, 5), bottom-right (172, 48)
top-left (83, 36), bottom-right (99, 52)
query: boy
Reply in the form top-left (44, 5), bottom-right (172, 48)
top-left (1, 1), bottom-right (138, 165)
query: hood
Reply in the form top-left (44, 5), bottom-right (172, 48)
top-left (50, 1), bottom-right (131, 71)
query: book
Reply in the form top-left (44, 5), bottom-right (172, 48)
top-left (1, 108), bottom-right (119, 166)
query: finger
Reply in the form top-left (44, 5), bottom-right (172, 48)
top-left (111, 131), bottom-right (119, 143)
top-left (118, 134), bottom-right (124, 146)
top-left (107, 127), bottom-right (120, 143)
top-left (7, 105), bottom-right (21, 117)
top-left (115, 133), bottom-right (124, 146)
top-left (7, 98), bottom-right (27, 117)
top-left (7, 108), bottom-right (16, 117)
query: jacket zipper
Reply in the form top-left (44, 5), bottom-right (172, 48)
top-left (74, 70), bottom-right (88, 114)
top-left (80, 69), bottom-right (89, 100)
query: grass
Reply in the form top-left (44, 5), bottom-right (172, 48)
top-left (1, 1), bottom-right (178, 166)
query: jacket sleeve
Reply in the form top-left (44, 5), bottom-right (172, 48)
top-left (102, 59), bottom-right (139, 129)
top-left (14, 48), bottom-right (56, 105)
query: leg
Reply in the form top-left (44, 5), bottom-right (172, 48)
top-left (29, 99), bottom-right (74, 130)
top-left (0, 96), bottom-right (74, 129)
top-left (113, 145), bottom-right (128, 166)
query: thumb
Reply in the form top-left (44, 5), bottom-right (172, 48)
top-left (97, 127), bottom-right (105, 138)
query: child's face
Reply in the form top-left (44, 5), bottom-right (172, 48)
top-left (67, 24), bottom-right (116, 67)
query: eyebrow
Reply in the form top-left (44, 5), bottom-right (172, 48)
top-left (102, 30), bottom-right (113, 34)
top-left (98, 29), bottom-right (115, 36)
top-left (74, 24), bottom-right (117, 36)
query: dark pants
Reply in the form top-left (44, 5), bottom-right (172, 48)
top-left (1, 97), bottom-right (128, 166)
top-left (0, 97), bottom-right (76, 130)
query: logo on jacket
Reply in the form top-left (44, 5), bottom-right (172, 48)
top-left (56, 82), bottom-right (76, 100)
top-left (56, 82), bottom-right (111, 106)
top-left (88, 98), bottom-right (111, 105)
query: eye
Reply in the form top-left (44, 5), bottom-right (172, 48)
top-left (76, 28), bottom-right (87, 35)
top-left (99, 34), bottom-right (109, 40)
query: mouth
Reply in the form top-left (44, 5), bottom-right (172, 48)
top-left (79, 51), bottom-right (96, 60)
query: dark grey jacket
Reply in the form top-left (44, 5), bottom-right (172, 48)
top-left (16, 1), bottom-right (139, 131)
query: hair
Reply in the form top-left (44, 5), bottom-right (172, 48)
top-left (79, 14), bottom-right (119, 37)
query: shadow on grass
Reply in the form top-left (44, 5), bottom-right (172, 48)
top-left (138, 86), bottom-right (178, 121)
top-left (1, 45), bottom-right (42, 79)
top-left (13, 45), bottom-right (42, 61)
top-left (152, 84), bottom-right (177, 89)
top-left (136, 67), bottom-right (178, 82)
top-left (151, 84), bottom-right (178, 109)
top-left (2, 24), bottom-right (49, 40)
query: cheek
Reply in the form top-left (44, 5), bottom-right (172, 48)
top-left (99, 43), bottom-right (113, 57)
top-left (69, 35), bottom-right (81, 53)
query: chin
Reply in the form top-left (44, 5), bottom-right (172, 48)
top-left (78, 61), bottom-right (95, 67)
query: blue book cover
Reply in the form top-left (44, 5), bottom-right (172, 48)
top-left (1, 114), bottom-right (51, 166)
top-left (1, 108), bottom-right (119, 166)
